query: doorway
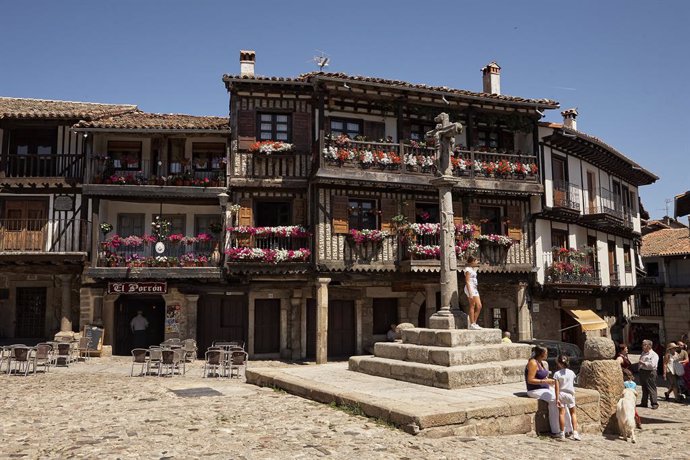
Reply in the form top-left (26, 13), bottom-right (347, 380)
top-left (197, 295), bottom-right (247, 357)
top-left (15, 287), bottom-right (47, 338)
top-left (114, 295), bottom-right (165, 355)
top-left (254, 299), bottom-right (281, 354)
top-left (328, 300), bottom-right (356, 358)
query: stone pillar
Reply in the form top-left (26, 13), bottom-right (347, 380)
top-left (280, 297), bottom-right (289, 359)
top-left (315, 278), bottom-right (330, 364)
top-left (102, 294), bottom-right (116, 346)
top-left (300, 298), bottom-right (307, 360)
top-left (290, 292), bottom-right (302, 360)
top-left (517, 283), bottom-right (533, 341)
top-left (184, 294), bottom-right (199, 341)
top-left (355, 298), bottom-right (363, 355)
top-left (578, 337), bottom-right (622, 434)
top-left (424, 284), bottom-right (437, 325)
top-left (247, 292), bottom-right (256, 357)
top-left (58, 274), bottom-right (72, 332)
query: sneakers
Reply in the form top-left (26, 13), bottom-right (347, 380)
top-left (554, 432), bottom-right (566, 441)
top-left (571, 431), bottom-right (581, 441)
top-left (469, 323), bottom-right (482, 330)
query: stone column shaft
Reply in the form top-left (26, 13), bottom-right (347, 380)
top-left (58, 274), bottom-right (72, 332)
top-left (315, 278), bottom-right (330, 364)
top-left (185, 294), bottom-right (200, 341)
top-left (438, 184), bottom-right (459, 311)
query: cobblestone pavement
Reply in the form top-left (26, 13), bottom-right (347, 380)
top-left (0, 357), bottom-right (688, 460)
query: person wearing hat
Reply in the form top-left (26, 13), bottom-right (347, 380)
top-left (662, 342), bottom-right (683, 402)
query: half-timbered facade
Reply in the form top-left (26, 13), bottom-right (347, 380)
top-left (532, 110), bottom-right (657, 349)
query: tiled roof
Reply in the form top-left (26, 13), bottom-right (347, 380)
top-left (223, 72), bottom-right (560, 108)
top-left (74, 111), bottom-right (230, 132)
top-left (0, 97), bottom-right (137, 120)
top-left (641, 228), bottom-right (690, 257)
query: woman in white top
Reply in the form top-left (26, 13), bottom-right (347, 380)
top-left (463, 256), bottom-right (483, 330)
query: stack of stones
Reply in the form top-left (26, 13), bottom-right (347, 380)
top-left (350, 328), bottom-right (531, 389)
top-left (578, 337), bottom-right (624, 433)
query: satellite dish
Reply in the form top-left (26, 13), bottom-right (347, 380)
top-left (312, 51), bottom-right (330, 70)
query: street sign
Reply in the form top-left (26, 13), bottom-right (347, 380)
top-left (107, 281), bottom-right (167, 295)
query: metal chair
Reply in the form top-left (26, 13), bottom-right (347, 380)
top-left (77, 337), bottom-right (92, 361)
top-left (228, 350), bottom-right (248, 378)
top-left (34, 343), bottom-right (54, 373)
top-left (8, 346), bottom-right (35, 376)
top-left (202, 349), bottom-right (223, 378)
top-left (182, 339), bottom-right (198, 362)
top-left (130, 348), bottom-right (149, 376)
top-left (173, 349), bottom-right (185, 375)
top-left (55, 343), bottom-right (72, 366)
top-left (147, 347), bottom-right (162, 375)
top-left (0, 346), bottom-right (11, 373)
top-left (159, 349), bottom-right (177, 377)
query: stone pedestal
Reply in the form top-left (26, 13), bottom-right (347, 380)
top-left (428, 309), bottom-right (469, 330)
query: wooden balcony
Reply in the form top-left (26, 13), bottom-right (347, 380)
top-left (83, 156), bottom-right (226, 198)
top-left (543, 247), bottom-right (601, 293)
top-left (551, 180), bottom-right (581, 218)
top-left (225, 230), bottom-right (312, 274)
top-left (317, 138), bottom-right (542, 195)
top-left (581, 188), bottom-right (634, 233)
top-left (0, 154), bottom-right (84, 187)
top-left (230, 150), bottom-right (311, 187)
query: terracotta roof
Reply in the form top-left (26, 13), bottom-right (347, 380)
top-left (0, 97), bottom-right (137, 120)
top-left (641, 228), bottom-right (690, 257)
top-left (223, 71), bottom-right (560, 108)
top-left (540, 122), bottom-right (658, 186)
top-left (74, 111), bottom-right (230, 132)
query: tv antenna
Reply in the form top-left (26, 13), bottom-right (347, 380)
top-left (311, 50), bottom-right (330, 71)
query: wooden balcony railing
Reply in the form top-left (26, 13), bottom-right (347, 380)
top-left (232, 151), bottom-right (311, 179)
top-left (586, 188), bottom-right (634, 227)
top-left (543, 247), bottom-right (601, 285)
top-left (225, 231), bottom-right (311, 265)
top-left (97, 237), bottom-right (221, 268)
top-left (0, 218), bottom-right (89, 252)
top-left (4, 154), bottom-right (84, 179)
top-left (553, 180), bottom-right (581, 211)
top-left (87, 156), bottom-right (226, 186)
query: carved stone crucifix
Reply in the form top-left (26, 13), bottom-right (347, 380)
top-left (426, 112), bottom-right (463, 177)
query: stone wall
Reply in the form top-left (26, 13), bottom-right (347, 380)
top-left (664, 292), bottom-right (690, 342)
top-left (531, 299), bottom-right (561, 340)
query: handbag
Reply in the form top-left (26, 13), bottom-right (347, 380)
top-left (673, 360), bottom-right (685, 376)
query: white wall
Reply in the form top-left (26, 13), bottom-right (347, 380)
top-left (101, 201), bottom-right (221, 236)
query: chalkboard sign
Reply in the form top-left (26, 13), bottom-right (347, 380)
top-left (83, 326), bottom-right (104, 352)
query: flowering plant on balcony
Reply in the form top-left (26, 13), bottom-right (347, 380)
top-left (552, 246), bottom-right (593, 261)
top-left (179, 253), bottom-right (210, 267)
top-left (152, 217), bottom-right (172, 240)
top-left (475, 234), bottom-right (513, 247)
top-left (408, 223), bottom-right (441, 236)
top-left (249, 141), bottom-right (294, 155)
top-left (167, 234), bottom-right (185, 245)
top-left (100, 223), bottom-right (113, 236)
top-left (224, 247), bottom-right (311, 264)
top-left (348, 229), bottom-right (390, 245)
top-left (455, 223), bottom-right (479, 237)
top-left (456, 240), bottom-right (479, 258)
top-left (407, 244), bottom-right (441, 258)
top-left (226, 226), bottom-right (310, 238)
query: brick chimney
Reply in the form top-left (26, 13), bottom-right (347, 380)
top-left (561, 108), bottom-right (578, 131)
top-left (240, 50), bottom-right (256, 77)
top-left (481, 61), bottom-right (501, 95)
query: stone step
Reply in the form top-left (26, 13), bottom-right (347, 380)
top-left (349, 356), bottom-right (527, 390)
top-left (374, 342), bottom-right (532, 367)
top-left (401, 328), bottom-right (502, 348)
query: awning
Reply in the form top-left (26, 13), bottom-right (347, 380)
top-left (564, 309), bottom-right (608, 331)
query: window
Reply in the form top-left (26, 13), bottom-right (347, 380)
top-left (645, 262), bottom-right (659, 277)
top-left (415, 203), bottom-right (439, 223)
top-left (157, 214), bottom-right (186, 235)
top-left (623, 244), bottom-right (632, 272)
top-left (330, 119), bottom-right (362, 138)
top-left (479, 206), bottom-right (502, 235)
top-left (492, 308), bottom-right (508, 331)
top-left (476, 127), bottom-right (514, 151)
top-left (348, 199), bottom-right (377, 230)
top-left (167, 139), bottom-right (185, 174)
top-left (108, 141), bottom-right (142, 170)
top-left (258, 113), bottom-right (290, 141)
top-left (117, 214), bottom-right (145, 237)
top-left (255, 201), bottom-right (291, 227)
top-left (9, 128), bottom-right (56, 156)
top-left (551, 229), bottom-right (569, 249)
top-left (372, 298), bottom-right (398, 335)
top-left (195, 215), bottom-right (222, 239)
top-left (192, 142), bottom-right (225, 171)
top-left (410, 123), bottom-right (434, 141)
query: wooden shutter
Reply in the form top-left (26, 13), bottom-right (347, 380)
top-left (452, 202), bottom-right (464, 226)
top-left (237, 110), bottom-right (256, 150)
top-left (468, 202), bottom-right (481, 237)
top-left (292, 112), bottom-right (311, 153)
top-left (238, 198), bottom-right (253, 226)
top-left (293, 198), bottom-right (306, 226)
top-left (402, 200), bottom-right (416, 222)
top-left (380, 198), bottom-right (399, 232)
top-left (331, 195), bottom-right (349, 234)
top-left (507, 204), bottom-right (523, 241)
top-left (363, 121), bottom-right (385, 141)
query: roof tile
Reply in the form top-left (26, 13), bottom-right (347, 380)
top-left (641, 228), bottom-right (690, 257)
top-left (74, 111), bottom-right (229, 131)
top-left (0, 97), bottom-right (137, 120)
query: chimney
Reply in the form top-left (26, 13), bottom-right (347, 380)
top-left (240, 50), bottom-right (255, 77)
top-left (481, 61), bottom-right (501, 95)
top-left (561, 108), bottom-right (578, 131)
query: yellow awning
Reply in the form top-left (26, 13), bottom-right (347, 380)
top-left (564, 309), bottom-right (608, 331)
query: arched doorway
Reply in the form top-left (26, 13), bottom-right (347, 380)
top-left (114, 295), bottom-right (165, 355)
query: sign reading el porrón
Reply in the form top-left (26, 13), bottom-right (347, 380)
top-left (107, 282), bottom-right (167, 294)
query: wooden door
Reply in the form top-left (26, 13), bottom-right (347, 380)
top-left (328, 300), bottom-right (355, 358)
top-left (15, 287), bottom-right (47, 338)
top-left (254, 299), bottom-right (280, 354)
top-left (197, 295), bottom-right (248, 357)
top-left (552, 157), bottom-right (566, 206)
top-left (2, 201), bottom-right (47, 251)
top-left (586, 171), bottom-right (597, 213)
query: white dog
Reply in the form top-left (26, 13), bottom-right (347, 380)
top-left (616, 388), bottom-right (638, 443)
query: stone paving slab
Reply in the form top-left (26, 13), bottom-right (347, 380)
top-left (247, 362), bottom-right (601, 436)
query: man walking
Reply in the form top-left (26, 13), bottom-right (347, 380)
top-left (130, 310), bottom-right (149, 349)
top-left (638, 339), bottom-right (660, 409)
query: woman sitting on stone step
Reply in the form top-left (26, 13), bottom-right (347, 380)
top-left (525, 345), bottom-right (572, 437)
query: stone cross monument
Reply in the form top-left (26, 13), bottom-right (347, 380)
top-left (426, 113), bottom-right (468, 329)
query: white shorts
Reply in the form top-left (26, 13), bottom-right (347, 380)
top-left (559, 392), bottom-right (576, 408)
top-left (464, 285), bottom-right (479, 298)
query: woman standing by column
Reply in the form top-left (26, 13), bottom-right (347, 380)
top-left (463, 256), bottom-right (483, 330)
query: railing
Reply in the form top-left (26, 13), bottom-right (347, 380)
top-left (232, 151), bottom-right (311, 179)
top-left (553, 180), bottom-right (581, 211)
top-left (87, 156), bottom-right (226, 186)
top-left (225, 233), bottom-right (311, 264)
top-left (322, 139), bottom-right (539, 182)
top-left (635, 286), bottom-right (664, 316)
top-left (543, 247), bottom-right (600, 285)
top-left (4, 154), bottom-right (84, 179)
top-left (609, 266), bottom-right (620, 286)
top-left (98, 239), bottom-right (220, 267)
top-left (0, 218), bottom-right (89, 252)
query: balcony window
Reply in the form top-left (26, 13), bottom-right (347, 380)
top-left (157, 214), bottom-right (186, 235)
top-left (117, 213), bottom-right (145, 238)
top-left (9, 128), bottom-right (56, 156)
top-left (645, 262), bottom-right (659, 277)
top-left (348, 199), bottom-right (377, 230)
top-left (475, 127), bottom-right (514, 151)
top-left (255, 201), bottom-right (291, 227)
top-left (624, 244), bottom-right (632, 272)
top-left (415, 203), bottom-right (439, 223)
top-left (168, 139), bottom-right (185, 174)
top-left (410, 123), bottom-right (434, 141)
top-left (192, 142), bottom-right (225, 171)
top-left (330, 119), bottom-right (362, 138)
top-left (480, 206), bottom-right (503, 235)
top-left (258, 113), bottom-right (290, 141)
top-left (108, 141), bottom-right (142, 171)
top-left (195, 215), bottom-right (222, 241)
top-left (551, 229), bottom-right (568, 249)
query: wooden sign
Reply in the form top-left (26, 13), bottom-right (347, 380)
top-left (53, 196), bottom-right (74, 211)
top-left (508, 228), bottom-right (523, 241)
top-left (83, 326), bottom-right (104, 353)
top-left (107, 281), bottom-right (167, 295)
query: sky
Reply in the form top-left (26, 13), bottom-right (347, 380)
top-left (2, 1), bottom-right (688, 219)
